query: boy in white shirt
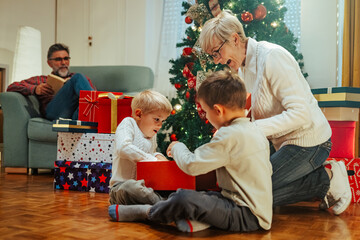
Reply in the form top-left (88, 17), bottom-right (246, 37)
top-left (108, 71), bottom-right (273, 232)
top-left (109, 90), bottom-right (172, 205)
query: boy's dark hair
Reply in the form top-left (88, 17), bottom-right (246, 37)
top-left (197, 70), bottom-right (247, 109)
top-left (47, 43), bottom-right (70, 59)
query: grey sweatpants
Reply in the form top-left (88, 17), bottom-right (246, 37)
top-left (148, 189), bottom-right (261, 232)
top-left (109, 179), bottom-right (163, 205)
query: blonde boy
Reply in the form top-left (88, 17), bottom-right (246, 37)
top-left (109, 90), bottom-right (172, 205)
top-left (108, 71), bottom-right (273, 232)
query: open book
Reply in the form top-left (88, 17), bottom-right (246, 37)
top-left (47, 74), bottom-right (68, 94)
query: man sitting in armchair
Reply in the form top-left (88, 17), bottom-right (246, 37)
top-left (7, 43), bottom-right (96, 120)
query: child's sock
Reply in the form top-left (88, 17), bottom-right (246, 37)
top-left (176, 219), bottom-right (211, 232)
top-left (108, 204), bottom-right (151, 222)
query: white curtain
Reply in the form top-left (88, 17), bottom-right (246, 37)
top-left (11, 26), bottom-right (42, 83)
top-left (154, 0), bottom-right (193, 99)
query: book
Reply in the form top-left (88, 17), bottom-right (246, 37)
top-left (47, 74), bottom-right (68, 94)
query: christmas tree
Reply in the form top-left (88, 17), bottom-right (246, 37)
top-left (157, 0), bottom-right (306, 154)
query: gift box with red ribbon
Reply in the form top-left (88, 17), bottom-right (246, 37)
top-left (136, 160), bottom-right (218, 191)
top-left (97, 93), bottom-right (133, 133)
top-left (326, 158), bottom-right (360, 203)
top-left (79, 90), bottom-right (125, 123)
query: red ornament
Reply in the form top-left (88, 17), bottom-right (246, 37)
top-left (170, 133), bottom-right (177, 141)
top-left (171, 109), bottom-right (176, 115)
top-left (254, 4), bottom-right (267, 20)
top-left (196, 103), bottom-right (207, 120)
top-left (185, 16), bottom-right (193, 24)
top-left (182, 47), bottom-right (193, 56)
top-left (241, 12), bottom-right (253, 23)
top-left (183, 65), bottom-right (190, 78)
top-left (185, 91), bottom-right (190, 99)
top-left (174, 83), bottom-right (182, 89)
top-left (187, 76), bottom-right (196, 89)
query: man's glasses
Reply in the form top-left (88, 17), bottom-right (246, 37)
top-left (209, 40), bottom-right (227, 60)
top-left (49, 57), bottom-right (71, 62)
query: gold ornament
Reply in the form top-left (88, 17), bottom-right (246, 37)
top-left (186, 3), bottom-right (212, 26)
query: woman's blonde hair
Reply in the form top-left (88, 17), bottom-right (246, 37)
top-left (198, 10), bottom-right (247, 53)
top-left (131, 90), bottom-right (172, 115)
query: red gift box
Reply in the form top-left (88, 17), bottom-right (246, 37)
top-left (329, 121), bottom-right (356, 158)
top-left (326, 158), bottom-right (360, 203)
top-left (136, 161), bottom-right (217, 191)
top-left (79, 90), bottom-right (116, 122)
top-left (97, 94), bottom-right (133, 133)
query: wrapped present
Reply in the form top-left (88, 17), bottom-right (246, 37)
top-left (57, 132), bottom-right (114, 163)
top-left (312, 87), bottom-right (360, 107)
top-left (54, 160), bottom-right (112, 193)
top-left (326, 158), bottom-right (360, 203)
top-left (329, 121), bottom-right (356, 158)
top-left (136, 160), bottom-right (217, 191)
top-left (321, 107), bottom-right (359, 121)
top-left (78, 90), bottom-right (124, 122)
top-left (97, 93), bottom-right (133, 133)
top-left (52, 119), bottom-right (98, 133)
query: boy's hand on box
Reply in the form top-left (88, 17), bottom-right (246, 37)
top-left (167, 141), bottom-right (179, 158)
top-left (155, 154), bottom-right (169, 161)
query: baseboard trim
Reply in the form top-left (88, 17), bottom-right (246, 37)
top-left (5, 167), bottom-right (28, 174)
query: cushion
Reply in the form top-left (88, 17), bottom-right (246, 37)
top-left (28, 117), bottom-right (58, 142)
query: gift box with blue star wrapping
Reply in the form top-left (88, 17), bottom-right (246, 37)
top-left (54, 160), bottom-right (112, 193)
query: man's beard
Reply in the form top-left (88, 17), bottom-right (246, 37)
top-left (55, 67), bottom-right (69, 78)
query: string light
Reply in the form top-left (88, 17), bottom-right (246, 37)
top-left (271, 21), bottom-right (278, 28)
top-left (174, 104), bottom-right (182, 111)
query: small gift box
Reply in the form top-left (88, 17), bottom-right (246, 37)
top-left (312, 87), bottom-right (360, 108)
top-left (329, 121), bottom-right (357, 158)
top-left (54, 160), bottom-right (112, 193)
top-left (136, 160), bottom-right (218, 191)
top-left (52, 119), bottom-right (98, 133)
top-left (97, 93), bottom-right (133, 133)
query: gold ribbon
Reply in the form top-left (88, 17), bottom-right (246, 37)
top-left (98, 92), bottom-right (125, 133)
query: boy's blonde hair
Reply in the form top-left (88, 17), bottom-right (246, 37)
top-left (198, 10), bottom-right (247, 53)
top-left (131, 90), bottom-right (172, 115)
top-left (197, 70), bottom-right (247, 109)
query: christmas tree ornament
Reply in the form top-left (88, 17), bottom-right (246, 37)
top-left (208, 0), bottom-right (221, 17)
top-left (186, 3), bottom-right (212, 26)
top-left (186, 91), bottom-right (190, 99)
top-left (185, 16), bottom-right (193, 24)
top-left (253, 4), bottom-right (267, 20)
top-left (241, 11), bottom-right (253, 23)
top-left (196, 103), bottom-right (207, 120)
top-left (171, 109), bottom-right (176, 115)
top-left (183, 65), bottom-right (190, 78)
top-left (174, 83), bottom-right (182, 89)
top-left (182, 47), bottom-right (193, 56)
top-left (187, 76), bottom-right (196, 89)
top-left (170, 133), bottom-right (177, 141)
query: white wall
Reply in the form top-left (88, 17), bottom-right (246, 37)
top-left (0, 0), bottom-right (56, 87)
top-left (301, 0), bottom-right (338, 88)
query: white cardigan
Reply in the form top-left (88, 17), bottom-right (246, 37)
top-left (239, 38), bottom-right (331, 150)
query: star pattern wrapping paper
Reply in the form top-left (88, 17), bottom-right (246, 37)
top-left (57, 132), bottom-right (114, 163)
top-left (54, 160), bottom-right (112, 193)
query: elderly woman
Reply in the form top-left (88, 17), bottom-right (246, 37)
top-left (198, 10), bottom-right (351, 215)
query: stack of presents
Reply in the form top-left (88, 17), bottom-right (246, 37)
top-left (53, 90), bottom-right (217, 194)
top-left (313, 87), bottom-right (360, 203)
top-left (53, 87), bottom-right (360, 203)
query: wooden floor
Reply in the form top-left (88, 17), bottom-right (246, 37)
top-left (0, 168), bottom-right (359, 240)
